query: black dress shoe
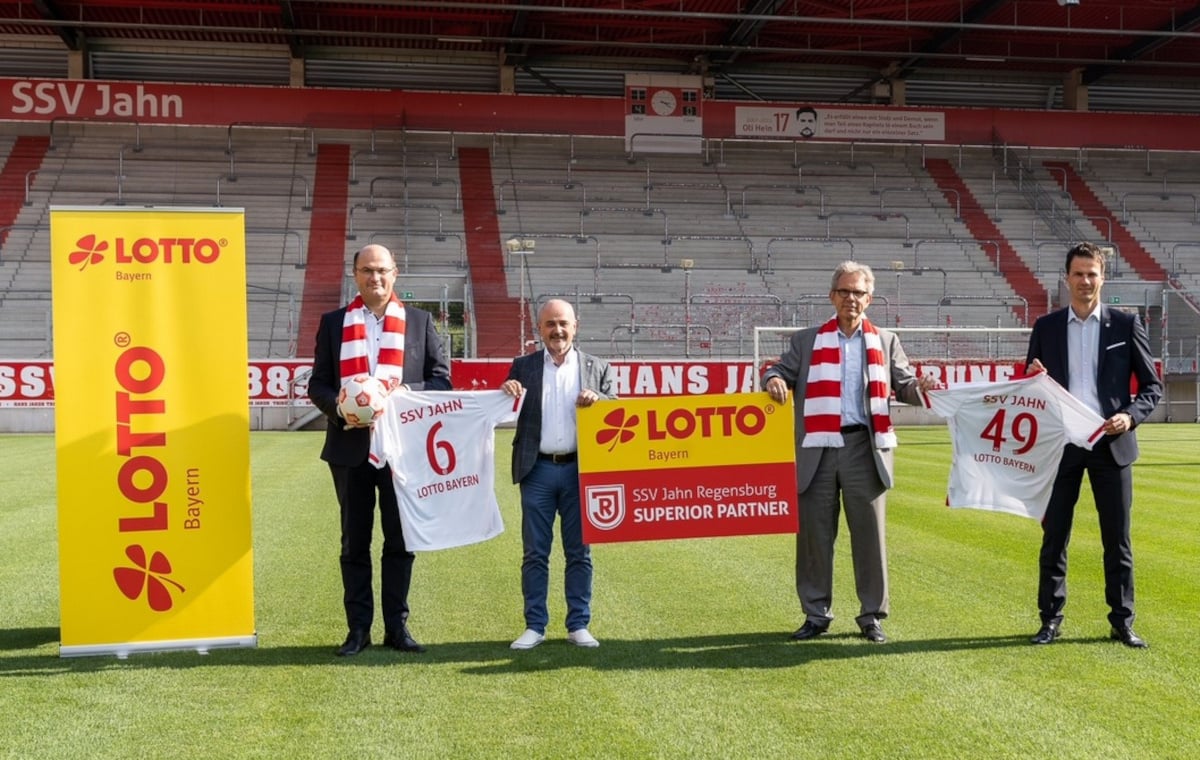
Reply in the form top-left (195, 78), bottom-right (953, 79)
top-left (790, 621), bottom-right (829, 641)
top-left (383, 628), bottom-right (426, 653)
top-left (1030, 622), bottom-right (1061, 645)
top-left (861, 623), bottom-right (887, 643)
top-left (1110, 627), bottom-right (1148, 649)
top-left (337, 628), bottom-right (371, 657)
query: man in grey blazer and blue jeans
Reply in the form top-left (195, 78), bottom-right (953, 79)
top-left (502, 299), bottom-right (615, 650)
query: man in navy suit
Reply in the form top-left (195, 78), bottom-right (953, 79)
top-left (309, 244), bottom-right (451, 656)
top-left (1025, 242), bottom-right (1162, 648)
top-left (501, 299), bottom-right (615, 650)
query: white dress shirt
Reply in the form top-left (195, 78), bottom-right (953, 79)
top-left (539, 348), bottom-right (580, 455)
top-left (1067, 304), bottom-right (1102, 416)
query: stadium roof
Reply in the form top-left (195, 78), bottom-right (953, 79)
top-left (2, 1), bottom-right (1200, 112)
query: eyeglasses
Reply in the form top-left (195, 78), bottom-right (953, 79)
top-left (356, 267), bottom-right (395, 278)
top-left (834, 288), bottom-right (870, 301)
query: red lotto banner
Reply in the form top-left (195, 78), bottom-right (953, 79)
top-left (576, 392), bottom-right (798, 543)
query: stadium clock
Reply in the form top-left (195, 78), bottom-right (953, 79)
top-left (650, 89), bottom-right (678, 116)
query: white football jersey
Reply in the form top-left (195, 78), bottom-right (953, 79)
top-left (921, 373), bottom-right (1106, 520)
top-left (374, 390), bottom-right (524, 551)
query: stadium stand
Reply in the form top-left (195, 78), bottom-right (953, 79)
top-left (490, 135), bottom-right (1045, 356)
top-left (0, 134), bottom-right (52, 354)
top-left (1, 122), bottom-right (1195, 368)
top-left (1, 123), bottom-right (316, 358)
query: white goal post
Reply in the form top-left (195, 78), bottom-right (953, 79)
top-left (752, 326), bottom-right (1033, 390)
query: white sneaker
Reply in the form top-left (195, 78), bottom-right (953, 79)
top-left (510, 629), bottom-right (545, 650)
top-left (567, 628), bottom-right (600, 648)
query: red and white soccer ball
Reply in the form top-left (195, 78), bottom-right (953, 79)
top-left (337, 374), bottom-right (387, 426)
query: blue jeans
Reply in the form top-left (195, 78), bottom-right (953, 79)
top-left (519, 458), bottom-right (592, 634)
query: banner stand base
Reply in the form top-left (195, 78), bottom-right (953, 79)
top-left (60, 634), bottom-right (258, 659)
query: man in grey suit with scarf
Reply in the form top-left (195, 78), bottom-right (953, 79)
top-left (309, 244), bottom-right (451, 657)
top-left (502, 299), bottom-right (615, 650)
top-left (1025, 242), bottom-right (1162, 648)
top-left (764, 261), bottom-right (935, 645)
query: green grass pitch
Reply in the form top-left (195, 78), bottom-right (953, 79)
top-left (1, 425), bottom-right (1198, 759)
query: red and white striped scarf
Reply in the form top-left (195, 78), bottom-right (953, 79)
top-left (339, 294), bottom-right (406, 391)
top-left (801, 316), bottom-right (898, 450)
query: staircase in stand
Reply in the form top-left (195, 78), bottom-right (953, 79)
top-left (297, 143), bottom-right (351, 352)
top-left (458, 146), bottom-right (523, 359)
top-left (1043, 160), bottom-right (1170, 282)
top-left (1042, 161), bottom-right (1200, 314)
top-left (925, 158), bottom-right (1048, 321)
top-left (0, 135), bottom-right (50, 248)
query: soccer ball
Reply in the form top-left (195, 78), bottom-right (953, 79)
top-left (337, 374), bottom-right (387, 426)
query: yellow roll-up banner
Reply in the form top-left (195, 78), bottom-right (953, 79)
top-left (50, 207), bottom-right (256, 657)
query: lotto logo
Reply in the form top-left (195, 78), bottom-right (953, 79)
top-left (67, 232), bottom-right (224, 270)
top-left (113, 544), bottom-right (185, 612)
top-left (595, 408), bottom-right (638, 450)
top-left (594, 403), bottom-right (771, 450)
